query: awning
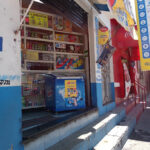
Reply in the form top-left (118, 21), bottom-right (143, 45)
top-left (111, 19), bottom-right (138, 49)
top-left (89, 0), bottom-right (109, 11)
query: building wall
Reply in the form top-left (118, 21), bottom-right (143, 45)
top-left (111, 19), bottom-right (140, 104)
top-left (0, 0), bottom-right (117, 148)
top-left (88, 8), bottom-right (116, 115)
top-left (0, 0), bottom-right (23, 149)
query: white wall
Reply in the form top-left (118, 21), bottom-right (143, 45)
top-left (0, 0), bottom-right (21, 87)
top-left (0, 1), bottom-right (22, 150)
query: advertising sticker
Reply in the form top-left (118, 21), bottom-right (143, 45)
top-left (65, 80), bottom-right (77, 98)
top-left (135, 0), bottom-right (150, 71)
top-left (29, 12), bottom-right (48, 28)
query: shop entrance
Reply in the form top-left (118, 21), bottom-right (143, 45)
top-left (21, 0), bottom-right (92, 142)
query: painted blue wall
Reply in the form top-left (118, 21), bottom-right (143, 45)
top-left (0, 86), bottom-right (23, 150)
top-left (91, 82), bottom-right (116, 115)
top-left (91, 16), bottom-right (116, 116)
top-left (110, 82), bottom-right (115, 101)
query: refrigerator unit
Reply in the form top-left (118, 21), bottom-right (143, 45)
top-left (45, 74), bottom-right (86, 112)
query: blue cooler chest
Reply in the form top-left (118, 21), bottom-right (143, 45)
top-left (45, 74), bottom-right (86, 112)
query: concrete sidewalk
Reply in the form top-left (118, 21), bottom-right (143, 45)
top-left (123, 99), bottom-right (150, 150)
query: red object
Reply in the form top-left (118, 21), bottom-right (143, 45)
top-left (130, 47), bottom-right (140, 61)
top-left (100, 27), bottom-right (108, 32)
top-left (111, 19), bottom-right (140, 103)
top-left (108, 0), bottom-right (115, 7)
top-left (25, 17), bottom-right (29, 24)
top-left (111, 20), bottom-right (138, 49)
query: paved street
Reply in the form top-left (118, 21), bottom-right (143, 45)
top-left (123, 98), bottom-right (150, 150)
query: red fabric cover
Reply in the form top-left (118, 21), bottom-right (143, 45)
top-left (108, 0), bottom-right (116, 7)
top-left (111, 19), bottom-right (139, 100)
top-left (130, 47), bottom-right (140, 61)
top-left (111, 19), bottom-right (138, 49)
top-left (113, 49), bottom-right (129, 98)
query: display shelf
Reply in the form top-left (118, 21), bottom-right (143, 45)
top-left (21, 9), bottom-right (87, 110)
top-left (22, 83), bottom-right (44, 85)
top-left (56, 52), bottom-right (84, 56)
top-left (55, 40), bottom-right (84, 45)
top-left (24, 25), bottom-right (83, 36)
top-left (25, 60), bottom-right (54, 63)
top-left (54, 69), bottom-right (85, 73)
top-left (22, 8), bottom-right (55, 17)
top-left (24, 24), bottom-right (53, 32)
top-left (54, 30), bottom-right (84, 36)
top-left (22, 105), bottom-right (45, 110)
top-left (25, 49), bottom-right (54, 54)
top-left (21, 8), bottom-right (85, 74)
top-left (22, 69), bottom-right (51, 74)
top-left (22, 36), bottom-right (54, 43)
top-left (22, 69), bottom-right (85, 73)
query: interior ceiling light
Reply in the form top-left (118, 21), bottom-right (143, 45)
top-left (34, 0), bottom-right (43, 4)
top-left (16, 0), bottom-right (44, 33)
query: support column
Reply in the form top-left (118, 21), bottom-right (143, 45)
top-left (0, 0), bottom-right (23, 149)
top-left (88, 8), bottom-right (102, 113)
top-left (88, 9), bottom-right (115, 115)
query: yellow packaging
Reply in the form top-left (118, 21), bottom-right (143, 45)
top-left (26, 51), bottom-right (39, 60)
top-left (65, 80), bottom-right (77, 98)
top-left (55, 34), bottom-right (64, 41)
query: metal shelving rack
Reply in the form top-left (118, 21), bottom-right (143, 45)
top-left (21, 8), bottom-right (85, 74)
top-left (21, 9), bottom-right (86, 109)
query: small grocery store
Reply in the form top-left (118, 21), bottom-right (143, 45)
top-left (21, 0), bottom-right (92, 141)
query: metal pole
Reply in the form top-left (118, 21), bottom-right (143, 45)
top-left (15, 0), bottom-right (34, 34)
top-left (20, 0), bottom-right (34, 27)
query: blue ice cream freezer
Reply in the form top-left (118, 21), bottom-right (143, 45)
top-left (45, 74), bottom-right (86, 112)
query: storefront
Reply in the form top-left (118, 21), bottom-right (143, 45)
top-left (20, 0), bottom-right (93, 142)
top-left (111, 19), bottom-right (140, 104)
top-left (0, 0), bottom-right (117, 149)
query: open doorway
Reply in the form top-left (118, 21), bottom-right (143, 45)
top-left (20, 0), bottom-right (93, 142)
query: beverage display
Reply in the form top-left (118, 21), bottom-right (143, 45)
top-left (22, 73), bottom-right (45, 108)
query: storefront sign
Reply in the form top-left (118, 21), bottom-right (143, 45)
top-left (65, 80), bottom-right (77, 98)
top-left (29, 12), bottom-right (48, 28)
top-left (108, 0), bottom-right (135, 32)
top-left (0, 37), bottom-right (3, 52)
top-left (135, 0), bottom-right (150, 71)
top-left (98, 27), bottom-right (109, 45)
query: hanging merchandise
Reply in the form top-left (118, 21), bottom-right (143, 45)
top-left (123, 62), bottom-right (131, 99)
top-left (98, 27), bottom-right (109, 45)
top-left (96, 44), bottom-right (115, 67)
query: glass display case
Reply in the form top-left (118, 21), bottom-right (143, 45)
top-left (22, 73), bottom-right (45, 109)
